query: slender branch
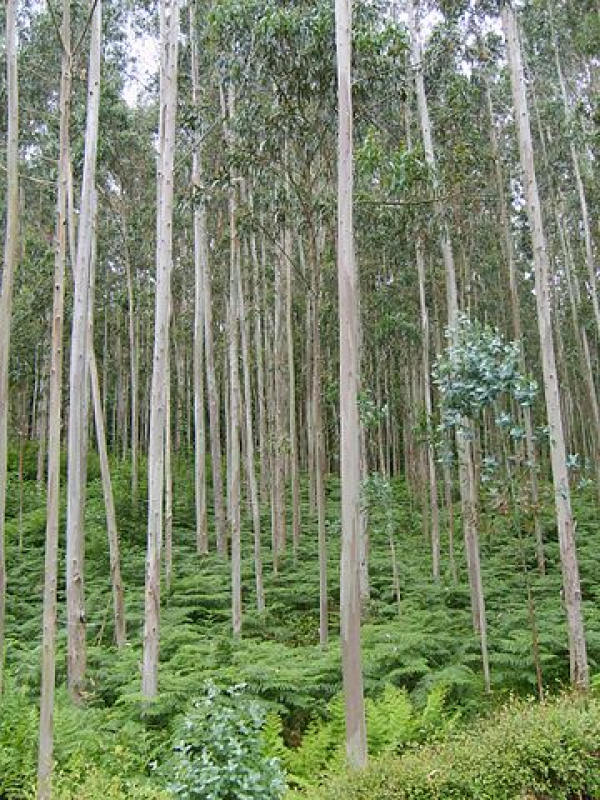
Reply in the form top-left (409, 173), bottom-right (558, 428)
top-left (358, 191), bottom-right (496, 208)
top-left (73, 0), bottom-right (101, 57)
top-left (45, 0), bottom-right (68, 55)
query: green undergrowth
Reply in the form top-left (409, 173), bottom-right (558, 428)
top-left (2, 445), bottom-right (600, 796)
top-left (299, 695), bottom-right (600, 800)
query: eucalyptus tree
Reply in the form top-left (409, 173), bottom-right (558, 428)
top-left (545, 0), bottom-right (600, 343)
top-left (65, 0), bottom-right (103, 703)
top-left (190, 0), bottom-right (208, 555)
top-left (502, 0), bottom-right (588, 689)
top-left (483, 75), bottom-right (545, 573)
top-left (142, 0), bottom-right (180, 699)
top-left (38, 0), bottom-right (73, 790)
top-left (405, 0), bottom-right (490, 692)
top-left (0, 0), bottom-right (19, 698)
top-left (336, 0), bottom-right (368, 770)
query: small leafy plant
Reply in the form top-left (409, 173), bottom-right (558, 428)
top-left (161, 682), bottom-right (286, 800)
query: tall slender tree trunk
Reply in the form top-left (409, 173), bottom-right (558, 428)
top-left (307, 230), bottom-right (329, 648)
top-left (407, 0), bottom-right (489, 692)
top-left (121, 218), bottom-right (139, 509)
top-left (284, 223), bottom-right (301, 558)
top-left (65, 0), bottom-right (102, 703)
top-left (142, 0), bottom-right (180, 699)
top-left (85, 196), bottom-right (127, 648)
top-left (272, 243), bottom-right (287, 561)
top-left (0, 0), bottom-right (19, 696)
top-left (89, 349), bottom-right (127, 647)
top-left (238, 241), bottom-right (265, 613)
top-left (190, 1), bottom-right (208, 555)
top-left (36, 353), bottom-right (49, 489)
top-left (37, 5), bottom-right (70, 792)
top-left (250, 224), bottom-right (270, 507)
top-left (547, 0), bottom-right (600, 342)
top-left (336, 0), bottom-right (367, 769)
top-left (203, 215), bottom-right (226, 559)
top-left (503, 2), bottom-right (588, 690)
top-left (416, 241), bottom-right (441, 581)
top-left (226, 87), bottom-right (243, 638)
top-left (485, 82), bottom-right (545, 573)
top-left (164, 352), bottom-right (173, 591)
top-left (556, 204), bottom-right (600, 471)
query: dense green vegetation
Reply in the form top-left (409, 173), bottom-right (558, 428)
top-left (1, 1), bottom-right (599, 795)
top-left (3, 448), bottom-right (600, 797)
top-left (300, 696), bottom-right (600, 800)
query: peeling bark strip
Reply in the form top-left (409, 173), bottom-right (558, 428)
top-left (502, 2), bottom-right (588, 690)
top-left (142, 0), bottom-right (180, 700)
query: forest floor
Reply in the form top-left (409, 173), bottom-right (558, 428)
top-left (2, 447), bottom-right (600, 797)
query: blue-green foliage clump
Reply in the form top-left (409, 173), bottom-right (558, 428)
top-left (162, 682), bottom-right (286, 800)
top-left (433, 315), bottom-right (537, 425)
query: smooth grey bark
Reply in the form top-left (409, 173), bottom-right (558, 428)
top-left (190, 0), bottom-right (208, 555)
top-left (485, 81), bottom-right (545, 574)
top-left (226, 87), bottom-right (242, 637)
top-left (65, 0), bottom-right (102, 703)
top-left (38, 4), bottom-right (70, 793)
top-left (89, 350), bottom-right (126, 647)
top-left (250, 224), bottom-right (270, 507)
top-left (142, 0), bottom-right (180, 699)
top-left (164, 352), bottom-right (173, 591)
top-left (407, 0), bottom-right (489, 692)
top-left (503, 1), bottom-right (588, 690)
top-left (336, 0), bottom-right (368, 769)
top-left (547, 1), bottom-right (600, 342)
top-left (416, 241), bottom-right (441, 581)
top-left (238, 240), bottom-right (265, 613)
top-left (0, 0), bottom-right (19, 697)
top-left (203, 217), bottom-right (226, 558)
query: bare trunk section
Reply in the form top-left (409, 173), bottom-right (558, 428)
top-left (164, 353), bottom-right (173, 591)
top-left (142, 0), bottom-right (180, 699)
top-left (122, 222), bottom-right (139, 509)
top-left (37, 4), bottom-right (70, 792)
top-left (250, 226), bottom-right (270, 507)
top-left (416, 241), bottom-right (441, 581)
top-left (238, 240), bottom-right (265, 613)
top-left (190, 1), bottom-right (208, 554)
top-left (547, 1), bottom-right (600, 342)
top-left (65, 0), bottom-right (102, 703)
top-left (272, 243), bottom-right (287, 562)
top-left (203, 218), bottom-right (226, 559)
top-left (503, 2), bottom-right (588, 690)
top-left (0, 0), bottom-right (19, 696)
top-left (556, 204), bottom-right (600, 470)
top-left (307, 231), bottom-right (329, 649)
top-left (336, 0), bottom-right (367, 769)
top-left (226, 88), bottom-right (243, 638)
top-left (485, 82), bottom-right (545, 574)
top-left (89, 348), bottom-right (127, 647)
top-left (407, 0), bottom-right (489, 692)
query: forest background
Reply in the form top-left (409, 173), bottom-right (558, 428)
top-left (0, 0), bottom-right (599, 798)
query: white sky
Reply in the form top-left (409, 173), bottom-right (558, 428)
top-left (123, 22), bottom-right (159, 107)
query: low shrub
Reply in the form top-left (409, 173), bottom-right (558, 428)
top-left (300, 695), bottom-right (600, 800)
top-left (160, 682), bottom-right (287, 799)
